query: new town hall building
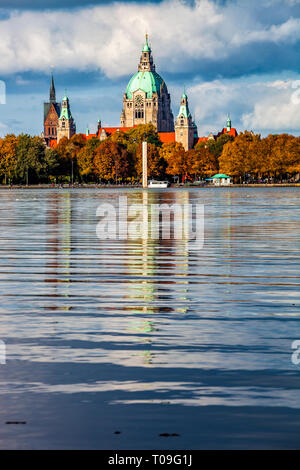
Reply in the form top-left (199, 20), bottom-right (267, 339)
top-left (42, 36), bottom-right (237, 150)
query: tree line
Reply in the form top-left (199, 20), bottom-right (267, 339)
top-left (0, 125), bottom-right (299, 184)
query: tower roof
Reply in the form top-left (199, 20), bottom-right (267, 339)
top-left (59, 95), bottom-right (72, 120)
top-left (177, 92), bottom-right (191, 119)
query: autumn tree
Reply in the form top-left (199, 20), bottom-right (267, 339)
top-left (135, 142), bottom-right (167, 179)
top-left (55, 137), bottom-right (72, 181)
top-left (112, 123), bottom-right (161, 161)
top-left (0, 134), bottom-right (17, 183)
top-left (195, 134), bottom-right (234, 159)
top-left (94, 140), bottom-right (129, 182)
top-left (77, 137), bottom-right (100, 181)
top-left (159, 142), bottom-right (187, 178)
top-left (190, 146), bottom-right (218, 178)
top-left (219, 131), bottom-right (260, 181)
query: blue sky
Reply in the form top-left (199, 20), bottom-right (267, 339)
top-left (0, 0), bottom-right (299, 137)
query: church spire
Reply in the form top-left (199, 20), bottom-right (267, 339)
top-left (50, 74), bottom-right (56, 103)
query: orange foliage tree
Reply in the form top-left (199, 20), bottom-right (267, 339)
top-left (94, 140), bottom-right (130, 182)
top-left (136, 142), bottom-right (166, 179)
top-left (0, 134), bottom-right (17, 183)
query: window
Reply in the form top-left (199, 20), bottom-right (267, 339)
top-left (135, 110), bottom-right (144, 119)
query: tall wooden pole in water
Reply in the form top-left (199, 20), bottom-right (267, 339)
top-left (142, 141), bottom-right (148, 188)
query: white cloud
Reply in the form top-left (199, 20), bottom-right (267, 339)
top-left (0, 0), bottom-right (298, 76)
top-left (187, 76), bottom-right (300, 136)
top-left (242, 81), bottom-right (300, 131)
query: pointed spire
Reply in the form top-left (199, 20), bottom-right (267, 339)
top-left (143, 33), bottom-right (150, 52)
top-left (50, 73), bottom-right (56, 103)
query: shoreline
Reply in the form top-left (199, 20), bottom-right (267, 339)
top-left (0, 183), bottom-right (299, 189)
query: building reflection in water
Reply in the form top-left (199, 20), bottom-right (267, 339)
top-left (125, 190), bottom-right (191, 366)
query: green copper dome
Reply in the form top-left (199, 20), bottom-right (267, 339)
top-left (126, 71), bottom-right (164, 99)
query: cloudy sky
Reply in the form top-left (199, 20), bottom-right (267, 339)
top-left (0, 0), bottom-right (299, 137)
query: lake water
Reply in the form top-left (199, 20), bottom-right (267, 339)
top-left (0, 187), bottom-right (299, 449)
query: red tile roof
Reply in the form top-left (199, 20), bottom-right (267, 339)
top-left (196, 137), bottom-right (209, 144)
top-left (97, 127), bottom-right (134, 138)
top-left (158, 132), bottom-right (176, 143)
top-left (218, 128), bottom-right (238, 137)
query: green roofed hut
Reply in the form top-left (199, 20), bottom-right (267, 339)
top-left (212, 174), bottom-right (232, 186)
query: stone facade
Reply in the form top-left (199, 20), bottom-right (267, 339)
top-left (120, 36), bottom-right (174, 132)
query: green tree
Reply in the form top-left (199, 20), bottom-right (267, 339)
top-left (112, 123), bottom-right (161, 162)
top-left (15, 134), bottom-right (46, 183)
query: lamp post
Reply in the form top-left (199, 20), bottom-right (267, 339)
top-left (142, 140), bottom-right (148, 188)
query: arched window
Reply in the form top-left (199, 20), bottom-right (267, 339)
top-left (135, 110), bottom-right (144, 119)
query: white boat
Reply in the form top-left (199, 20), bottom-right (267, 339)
top-left (148, 180), bottom-right (169, 188)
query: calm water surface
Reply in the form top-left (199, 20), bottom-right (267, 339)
top-left (0, 187), bottom-right (299, 449)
